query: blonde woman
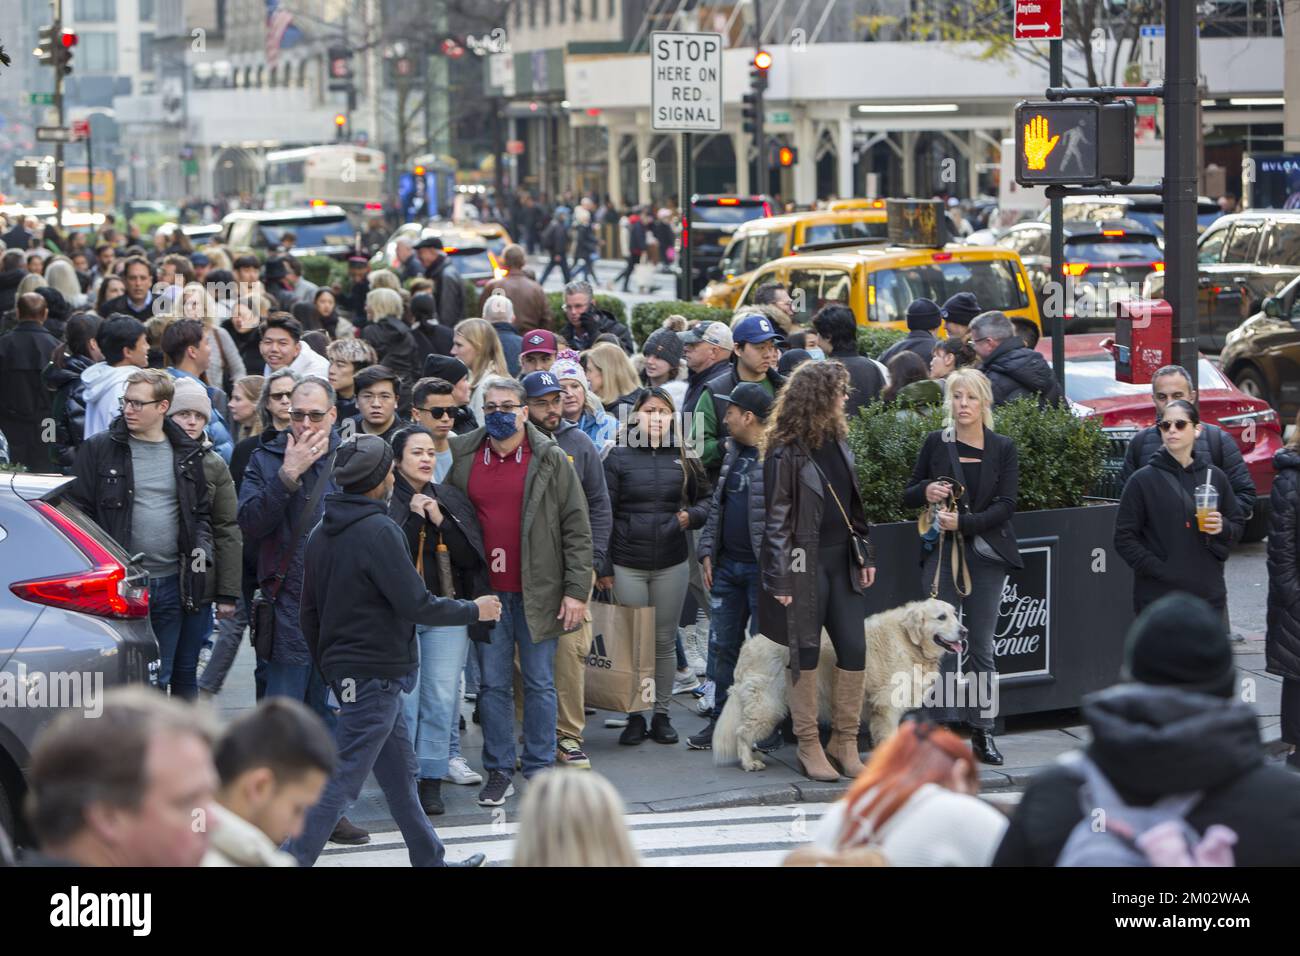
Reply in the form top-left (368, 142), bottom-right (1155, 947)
top-left (183, 282), bottom-right (246, 389)
top-left (902, 368), bottom-right (1022, 766)
top-left (452, 317), bottom-right (509, 425)
top-left (581, 341), bottom-right (641, 415)
top-left (204, 247), bottom-right (233, 272)
top-left (367, 268), bottom-right (403, 293)
top-left (44, 256), bottom-right (86, 309)
top-left (513, 771), bottom-right (640, 867)
top-left (227, 374), bottom-right (265, 443)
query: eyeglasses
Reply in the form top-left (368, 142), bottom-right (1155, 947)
top-left (417, 406), bottom-right (455, 419)
top-left (971, 336), bottom-right (995, 346)
top-left (1157, 419), bottom-right (1193, 433)
top-left (289, 409), bottom-right (330, 423)
top-left (482, 403), bottom-right (522, 415)
top-left (119, 398), bottom-right (162, 411)
top-left (269, 391), bottom-right (294, 403)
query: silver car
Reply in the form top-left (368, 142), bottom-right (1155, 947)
top-left (0, 473), bottom-right (159, 844)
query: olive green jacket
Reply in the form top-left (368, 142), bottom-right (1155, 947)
top-left (446, 422), bottom-right (592, 641)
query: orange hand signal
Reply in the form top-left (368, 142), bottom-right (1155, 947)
top-left (1023, 114), bottom-right (1060, 171)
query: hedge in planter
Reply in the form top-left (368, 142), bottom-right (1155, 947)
top-left (299, 255), bottom-right (349, 290)
top-left (846, 396), bottom-right (1108, 525)
top-left (856, 326), bottom-right (907, 360)
top-left (630, 301), bottom-right (732, 349)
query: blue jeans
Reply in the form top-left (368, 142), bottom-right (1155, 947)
top-left (149, 575), bottom-right (210, 701)
top-left (287, 671), bottom-right (448, 867)
top-left (265, 659), bottom-right (337, 733)
top-left (707, 556), bottom-right (759, 718)
top-left (478, 591), bottom-right (557, 778)
top-left (402, 624), bottom-right (471, 780)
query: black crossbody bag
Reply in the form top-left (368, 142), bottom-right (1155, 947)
top-left (249, 454), bottom-right (335, 660)
top-left (800, 443), bottom-right (871, 571)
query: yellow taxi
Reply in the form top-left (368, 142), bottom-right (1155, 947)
top-left (455, 220), bottom-right (514, 257)
top-left (699, 206), bottom-right (889, 309)
top-left (735, 238), bottom-right (1043, 346)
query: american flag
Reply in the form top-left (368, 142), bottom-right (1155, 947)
top-left (266, 1), bottom-right (294, 66)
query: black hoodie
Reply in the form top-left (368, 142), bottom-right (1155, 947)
top-left (994, 684), bottom-right (1300, 866)
top-left (1114, 446), bottom-right (1243, 610)
top-left (980, 336), bottom-right (1063, 408)
top-left (1266, 447), bottom-right (1300, 682)
top-left (300, 492), bottom-right (479, 684)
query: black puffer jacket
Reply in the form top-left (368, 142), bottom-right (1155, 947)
top-left (360, 316), bottom-right (417, 389)
top-left (1121, 421), bottom-right (1256, 519)
top-left (1266, 447), bottom-right (1300, 681)
top-left (1114, 446), bottom-right (1243, 611)
top-left (67, 416), bottom-right (213, 611)
top-left (698, 438), bottom-right (766, 563)
top-left (388, 471), bottom-right (495, 643)
top-left (560, 307), bottom-right (636, 355)
top-left (42, 353), bottom-right (96, 470)
top-left (601, 433), bottom-right (712, 575)
top-left (993, 684), bottom-right (1300, 866)
top-left (980, 337), bottom-right (1063, 408)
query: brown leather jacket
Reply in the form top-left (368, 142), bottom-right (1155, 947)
top-left (757, 439), bottom-right (873, 674)
top-left (482, 271), bottom-right (551, 333)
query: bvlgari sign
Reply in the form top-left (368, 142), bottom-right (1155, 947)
top-left (992, 545), bottom-right (1050, 677)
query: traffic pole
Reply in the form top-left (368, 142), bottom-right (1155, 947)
top-left (1048, 37), bottom-right (1065, 393)
top-left (86, 125), bottom-right (94, 218)
top-left (680, 132), bottom-right (694, 301)
top-left (1164, 0), bottom-right (1199, 391)
top-left (754, 0), bottom-right (765, 195)
top-left (54, 0), bottom-right (65, 232)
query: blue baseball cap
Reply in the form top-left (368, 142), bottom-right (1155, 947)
top-left (732, 313), bottom-right (783, 345)
top-left (521, 370), bottom-right (564, 398)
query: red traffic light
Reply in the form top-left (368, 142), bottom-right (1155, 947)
top-left (334, 114), bottom-right (346, 127)
top-left (61, 30), bottom-right (78, 48)
top-left (753, 50), bottom-right (772, 70)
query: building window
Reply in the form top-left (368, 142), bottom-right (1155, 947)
top-left (138, 0), bottom-right (155, 20)
top-left (559, 0), bottom-right (566, 24)
top-left (81, 32), bottom-right (118, 72)
top-left (544, 0), bottom-right (551, 26)
top-left (140, 32), bottom-right (155, 71)
top-left (75, 0), bottom-right (116, 21)
top-left (529, 0), bottom-right (536, 28)
top-left (591, 0), bottom-right (598, 19)
top-left (574, 0), bottom-right (581, 21)
top-left (608, 0), bottom-right (615, 19)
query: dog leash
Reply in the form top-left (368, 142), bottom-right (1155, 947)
top-left (924, 482), bottom-right (972, 600)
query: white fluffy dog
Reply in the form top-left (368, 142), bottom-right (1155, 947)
top-left (713, 599), bottom-right (967, 771)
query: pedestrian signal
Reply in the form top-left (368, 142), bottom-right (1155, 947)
top-left (1014, 100), bottom-right (1134, 187)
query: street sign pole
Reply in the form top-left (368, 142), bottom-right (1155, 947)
top-left (86, 124), bottom-right (94, 218)
top-left (1164, 0), bottom-right (1198, 391)
top-left (54, 0), bottom-right (65, 232)
top-left (680, 132), bottom-right (695, 301)
top-left (1049, 39), bottom-right (1065, 393)
top-left (753, 0), bottom-right (765, 196)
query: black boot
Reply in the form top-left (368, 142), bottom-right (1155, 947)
top-left (419, 778), bottom-right (445, 815)
top-left (650, 713), bottom-right (678, 744)
top-left (971, 729), bottom-right (1004, 766)
top-left (329, 815), bottom-right (371, 845)
top-left (619, 714), bottom-right (648, 745)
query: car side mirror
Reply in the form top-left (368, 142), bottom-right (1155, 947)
top-left (1263, 297), bottom-right (1282, 319)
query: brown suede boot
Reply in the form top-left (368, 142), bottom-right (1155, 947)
top-left (826, 667), bottom-right (868, 778)
top-left (786, 667), bottom-right (839, 782)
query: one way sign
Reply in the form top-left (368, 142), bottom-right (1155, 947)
top-left (1014, 0), bottom-right (1063, 41)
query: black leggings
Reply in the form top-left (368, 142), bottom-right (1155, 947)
top-left (798, 542), bottom-right (867, 672)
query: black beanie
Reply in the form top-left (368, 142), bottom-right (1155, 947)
top-left (941, 291), bottom-right (981, 328)
top-left (1122, 593), bottom-right (1236, 699)
top-left (332, 434), bottom-right (393, 495)
top-left (906, 298), bottom-right (942, 332)
top-left (424, 354), bottom-right (469, 386)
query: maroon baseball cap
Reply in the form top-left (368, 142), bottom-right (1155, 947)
top-left (520, 329), bottom-right (558, 355)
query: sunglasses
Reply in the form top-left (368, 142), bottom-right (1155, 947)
top-left (417, 406), bottom-right (455, 419)
top-left (1157, 419), bottom-right (1193, 432)
top-left (289, 409), bottom-right (330, 422)
top-left (269, 391), bottom-right (294, 402)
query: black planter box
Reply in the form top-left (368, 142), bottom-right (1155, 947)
top-left (863, 503), bottom-right (1134, 717)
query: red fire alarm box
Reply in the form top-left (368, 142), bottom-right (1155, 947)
top-left (1113, 298), bottom-right (1173, 384)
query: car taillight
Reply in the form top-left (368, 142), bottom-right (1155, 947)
top-left (718, 198), bottom-right (739, 206)
top-left (932, 252), bottom-right (953, 262)
top-left (1063, 263), bottom-right (1090, 277)
top-left (1151, 262), bottom-right (1165, 272)
top-left (10, 501), bottom-right (149, 618)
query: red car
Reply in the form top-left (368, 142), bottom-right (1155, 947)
top-left (1035, 333), bottom-right (1283, 541)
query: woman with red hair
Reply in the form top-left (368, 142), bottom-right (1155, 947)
top-left (789, 718), bottom-right (1009, 866)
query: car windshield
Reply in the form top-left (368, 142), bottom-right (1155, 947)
top-left (1062, 355), bottom-right (1225, 402)
top-left (693, 202), bottom-right (768, 225)
top-left (449, 249), bottom-right (493, 275)
top-left (804, 221), bottom-right (889, 244)
top-left (1065, 236), bottom-right (1163, 261)
top-left (872, 259), bottom-right (1027, 323)
top-left (261, 219), bottom-right (352, 247)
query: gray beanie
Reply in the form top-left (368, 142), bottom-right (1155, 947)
top-left (643, 327), bottom-right (684, 368)
top-left (333, 434), bottom-right (393, 495)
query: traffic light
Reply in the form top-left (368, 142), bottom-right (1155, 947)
top-left (772, 144), bottom-right (797, 168)
top-left (742, 91), bottom-right (762, 135)
top-left (750, 50), bottom-right (771, 91)
top-left (57, 30), bottom-right (76, 75)
top-left (328, 46), bottom-right (354, 92)
top-left (35, 26), bottom-right (76, 74)
top-left (34, 25), bottom-right (56, 63)
top-left (1014, 99), bottom-right (1135, 187)
top-left (334, 113), bottom-right (348, 141)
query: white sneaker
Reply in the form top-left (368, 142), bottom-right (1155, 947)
top-left (696, 680), bottom-right (715, 715)
top-left (672, 669), bottom-right (701, 695)
top-left (444, 756), bottom-right (483, 786)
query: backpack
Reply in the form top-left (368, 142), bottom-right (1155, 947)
top-left (1054, 752), bottom-right (1237, 867)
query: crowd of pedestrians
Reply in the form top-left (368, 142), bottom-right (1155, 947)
top-left (0, 206), bottom-right (1295, 870)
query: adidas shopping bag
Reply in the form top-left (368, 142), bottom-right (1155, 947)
top-left (584, 595), bottom-right (656, 713)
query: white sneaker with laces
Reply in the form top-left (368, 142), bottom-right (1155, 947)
top-left (444, 756), bottom-right (483, 786)
top-left (696, 680), bottom-right (715, 715)
top-left (672, 668), bottom-right (701, 695)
